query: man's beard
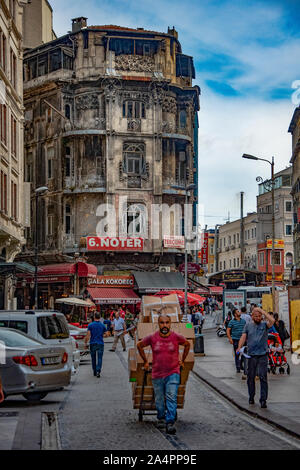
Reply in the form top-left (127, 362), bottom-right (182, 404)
top-left (160, 327), bottom-right (170, 335)
top-left (253, 318), bottom-right (261, 324)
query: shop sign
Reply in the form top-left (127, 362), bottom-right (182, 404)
top-left (88, 275), bottom-right (134, 288)
top-left (87, 237), bottom-right (144, 251)
top-left (163, 236), bottom-right (185, 249)
top-left (223, 271), bottom-right (245, 282)
top-left (266, 273), bottom-right (283, 281)
top-left (266, 239), bottom-right (284, 249)
top-left (223, 289), bottom-right (247, 318)
top-left (201, 232), bottom-right (209, 265)
top-left (179, 263), bottom-right (201, 274)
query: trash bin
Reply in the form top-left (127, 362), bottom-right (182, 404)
top-left (194, 333), bottom-right (204, 354)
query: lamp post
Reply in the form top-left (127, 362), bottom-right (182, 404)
top-left (242, 153), bottom-right (275, 311)
top-left (34, 186), bottom-right (48, 309)
top-left (171, 183), bottom-right (196, 321)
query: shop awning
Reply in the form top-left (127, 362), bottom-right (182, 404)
top-left (209, 286), bottom-right (223, 295)
top-left (38, 262), bottom-right (97, 278)
top-left (133, 271), bottom-right (185, 294)
top-left (87, 287), bottom-right (140, 304)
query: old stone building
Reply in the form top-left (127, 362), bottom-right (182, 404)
top-left (0, 0), bottom-right (31, 308)
top-left (20, 19), bottom-right (200, 274)
top-left (289, 106), bottom-right (300, 283)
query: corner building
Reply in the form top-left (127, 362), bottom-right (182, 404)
top-left (21, 19), bottom-right (200, 272)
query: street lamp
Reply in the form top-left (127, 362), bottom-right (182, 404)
top-left (34, 186), bottom-right (48, 309)
top-left (242, 153), bottom-right (276, 311)
top-left (171, 183), bottom-right (196, 321)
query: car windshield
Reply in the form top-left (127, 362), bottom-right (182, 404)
top-left (37, 316), bottom-right (69, 340)
top-left (0, 328), bottom-right (43, 348)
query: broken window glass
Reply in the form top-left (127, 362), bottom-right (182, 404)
top-left (37, 54), bottom-right (48, 76)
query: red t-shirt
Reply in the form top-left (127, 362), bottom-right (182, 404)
top-left (142, 331), bottom-right (186, 379)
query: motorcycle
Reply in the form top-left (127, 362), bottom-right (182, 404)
top-left (216, 324), bottom-right (226, 337)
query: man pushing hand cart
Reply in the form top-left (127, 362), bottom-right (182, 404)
top-left (137, 314), bottom-right (190, 435)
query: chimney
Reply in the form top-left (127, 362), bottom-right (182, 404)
top-left (72, 17), bottom-right (88, 33)
top-left (167, 26), bottom-right (178, 39)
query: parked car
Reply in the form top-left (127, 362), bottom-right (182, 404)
top-left (0, 327), bottom-right (71, 401)
top-left (0, 311), bottom-right (76, 373)
top-left (68, 324), bottom-right (89, 357)
top-left (70, 336), bottom-right (81, 372)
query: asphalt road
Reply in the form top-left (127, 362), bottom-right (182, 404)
top-left (1, 339), bottom-right (300, 451)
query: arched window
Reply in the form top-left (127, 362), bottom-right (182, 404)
top-left (65, 104), bottom-right (71, 120)
top-left (286, 252), bottom-right (293, 268)
top-left (123, 143), bottom-right (145, 175)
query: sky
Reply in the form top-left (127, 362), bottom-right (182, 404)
top-left (49, 0), bottom-right (300, 228)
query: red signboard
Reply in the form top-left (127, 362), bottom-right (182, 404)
top-left (87, 237), bottom-right (144, 252)
top-left (179, 263), bottom-right (201, 274)
top-left (163, 236), bottom-right (185, 249)
top-left (201, 232), bottom-right (209, 265)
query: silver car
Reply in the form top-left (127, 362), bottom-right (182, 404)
top-left (0, 327), bottom-right (71, 401)
top-left (68, 325), bottom-right (89, 357)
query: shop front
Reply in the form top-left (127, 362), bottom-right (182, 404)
top-left (16, 262), bottom-right (97, 309)
top-left (86, 275), bottom-right (141, 314)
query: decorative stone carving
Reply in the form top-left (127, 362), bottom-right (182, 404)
top-left (161, 121), bottom-right (175, 133)
top-left (119, 90), bottom-right (151, 109)
top-left (162, 96), bottom-right (177, 114)
top-left (75, 94), bottom-right (99, 110)
top-left (115, 54), bottom-right (155, 73)
top-left (102, 77), bottom-right (122, 102)
top-left (127, 118), bottom-right (141, 132)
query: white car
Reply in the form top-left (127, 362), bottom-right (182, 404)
top-left (0, 311), bottom-right (76, 374)
top-left (68, 324), bottom-right (89, 358)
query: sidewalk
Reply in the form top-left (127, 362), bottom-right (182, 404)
top-left (194, 330), bottom-right (300, 437)
top-left (202, 310), bottom-right (223, 330)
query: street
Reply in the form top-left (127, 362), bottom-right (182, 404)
top-left (1, 331), bottom-right (299, 451)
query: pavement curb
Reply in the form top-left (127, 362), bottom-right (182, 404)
top-left (192, 365), bottom-right (300, 440)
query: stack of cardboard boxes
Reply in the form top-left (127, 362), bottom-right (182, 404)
top-left (128, 294), bottom-right (195, 411)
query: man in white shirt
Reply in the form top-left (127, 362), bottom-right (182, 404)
top-left (241, 306), bottom-right (251, 324)
top-left (109, 311), bottom-right (127, 352)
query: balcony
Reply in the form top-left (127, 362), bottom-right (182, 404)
top-left (161, 122), bottom-right (191, 141)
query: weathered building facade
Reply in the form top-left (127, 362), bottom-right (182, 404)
top-left (20, 19), bottom-right (200, 274)
top-left (289, 106), bottom-right (300, 283)
top-left (0, 0), bottom-right (31, 308)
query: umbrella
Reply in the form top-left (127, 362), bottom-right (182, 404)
top-left (55, 297), bottom-right (95, 307)
top-left (153, 290), bottom-right (205, 306)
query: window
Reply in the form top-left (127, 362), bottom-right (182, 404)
top-left (219, 262), bottom-right (222, 271)
top-left (25, 152), bottom-right (33, 182)
top-left (47, 214), bottom-right (54, 236)
top-left (237, 258), bottom-right (239, 267)
top-left (285, 201), bottom-right (292, 212)
top-left (229, 259), bottom-right (232, 268)
top-left (123, 101), bottom-right (146, 119)
top-left (0, 104), bottom-right (7, 145)
top-left (0, 31), bottom-right (6, 71)
top-left (65, 204), bottom-right (71, 234)
top-left (210, 264), bottom-right (214, 273)
top-left (123, 143), bottom-right (144, 175)
top-left (266, 205), bottom-right (272, 214)
top-left (47, 147), bottom-right (54, 179)
top-left (259, 252), bottom-right (265, 266)
top-left (65, 104), bottom-right (71, 120)
top-left (10, 49), bottom-right (17, 89)
top-left (50, 50), bottom-right (62, 72)
top-left (125, 203), bottom-right (146, 236)
top-left (11, 181), bottom-right (17, 220)
top-left (286, 253), bottom-right (293, 268)
top-left (228, 235), bottom-right (231, 245)
top-left (11, 115), bottom-right (17, 157)
top-left (37, 316), bottom-right (69, 340)
top-left (1, 171), bottom-right (7, 214)
top-left (38, 54), bottom-right (48, 76)
top-left (254, 227), bottom-right (256, 238)
top-left (233, 234), bottom-right (236, 244)
top-left (223, 261), bottom-right (226, 270)
top-left (285, 225), bottom-right (292, 236)
top-left (179, 110), bottom-right (187, 129)
top-left (251, 228), bottom-right (254, 239)
top-left (210, 244), bottom-right (214, 255)
top-left (271, 251), bottom-right (281, 266)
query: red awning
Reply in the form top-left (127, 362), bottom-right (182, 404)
top-left (194, 288), bottom-right (210, 295)
top-left (37, 262), bottom-right (97, 278)
top-left (87, 287), bottom-right (140, 305)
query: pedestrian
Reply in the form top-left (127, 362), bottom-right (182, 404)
top-left (273, 313), bottom-right (289, 348)
top-left (241, 306), bottom-right (251, 325)
top-left (0, 373), bottom-right (4, 403)
top-left (246, 300), bottom-right (251, 314)
top-left (223, 311), bottom-right (232, 329)
top-left (237, 307), bottom-right (275, 408)
top-left (84, 312), bottom-right (107, 378)
top-left (137, 314), bottom-right (190, 435)
top-left (125, 308), bottom-right (135, 338)
top-left (109, 310), bottom-right (127, 352)
top-left (226, 308), bottom-right (246, 373)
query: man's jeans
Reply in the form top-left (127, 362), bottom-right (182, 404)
top-left (90, 343), bottom-right (104, 374)
top-left (232, 339), bottom-right (242, 371)
top-left (247, 354), bottom-right (268, 402)
top-left (152, 373), bottom-right (180, 424)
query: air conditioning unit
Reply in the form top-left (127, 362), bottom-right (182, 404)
top-left (159, 266), bottom-right (171, 272)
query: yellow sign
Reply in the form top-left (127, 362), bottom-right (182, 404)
top-left (290, 300), bottom-right (300, 351)
top-left (266, 273), bottom-right (283, 281)
top-left (266, 239), bottom-right (284, 249)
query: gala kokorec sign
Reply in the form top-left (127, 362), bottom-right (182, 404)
top-left (87, 237), bottom-right (144, 251)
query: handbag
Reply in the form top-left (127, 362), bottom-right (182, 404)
top-left (283, 328), bottom-right (290, 340)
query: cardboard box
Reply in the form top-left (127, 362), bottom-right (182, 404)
top-left (141, 294), bottom-right (181, 323)
top-left (137, 322), bottom-right (195, 342)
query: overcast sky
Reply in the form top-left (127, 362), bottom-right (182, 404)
top-left (50, 0), bottom-right (299, 228)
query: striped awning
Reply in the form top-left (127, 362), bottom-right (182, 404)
top-left (87, 287), bottom-right (140, 305)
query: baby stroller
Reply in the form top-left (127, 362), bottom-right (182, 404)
top-left (267, 332), bottom-right (290, 375)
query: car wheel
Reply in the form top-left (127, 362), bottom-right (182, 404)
top-left (22, 392), bottom-right (48, 401)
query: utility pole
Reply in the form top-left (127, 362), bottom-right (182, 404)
top-left (240, 191), bottom-right (245, 268)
